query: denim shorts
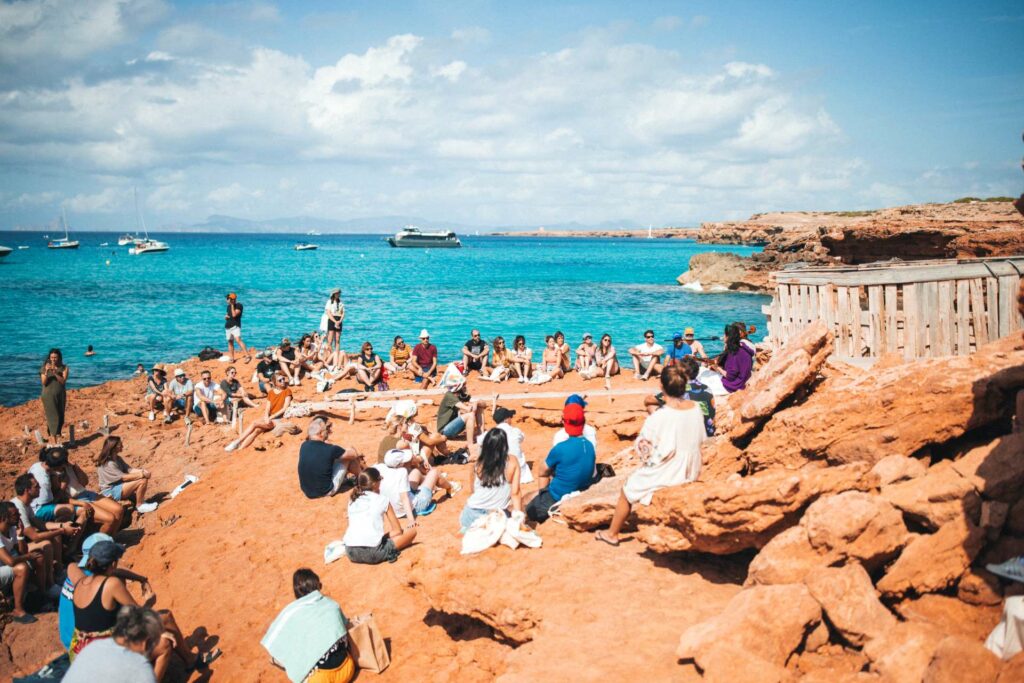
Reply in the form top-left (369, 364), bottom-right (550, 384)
top-left (411, 487), bottom-right (434, 513)
top-left (73, 491), bottom-right (101, 502)
top-left (440, 416), bottom-right (466, 438)
top-left (103, 484), bottom-right (124, 501)
top-left (346, 536), bottom-right (399, 565)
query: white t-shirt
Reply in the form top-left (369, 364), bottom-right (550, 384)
top-left (553, 424), bottom-right (598, 452)
top-left (372, 464), bottom-right (412, 518)
top-left (194, 381), bottom-right (220, 402)
top-left (477, 423), bottom-right (533, 484)
top-left (0, 527), bottom-right (19, 555)
top-left (28, 462), bottom-right (53, 511)
top-left (634, 341), bottom-right (664, 363)
top-left (11, 498), bottom-right (39, 530)
top-left (63, 635), bottom-right (157, 683)
top-left (343, 491), bottom-right (390, 548)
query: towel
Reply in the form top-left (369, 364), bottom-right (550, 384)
top-left (261, 591), bottom-right (348, 683)
top-left (440, 364), bottom-right (466, 391)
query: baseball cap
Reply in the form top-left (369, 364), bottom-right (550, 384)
top-left (173, 368), bottom-right (185, 377)
top-left (493, 406), bottom-right (516, 423)
top-left (384, 449), bottom-right (413, 468)
top-left (87, 540), bottom-right (125, 566)
top-left (226, 292), bottom-right (236, 300)
top-left (562, 403), bottom-right (586, 436)
top-left (419, 329), bottom-right (430, 339)
top-left (684, 327), bottom-right (695, 336)
top-left (583, 332), bottom-right (593, 340)
top-left (564, 394), bottom-right (587, 408)
top-left (78, 533), bottom-right (115, 567)
top-left (672, 331), bottom-right (683, 340)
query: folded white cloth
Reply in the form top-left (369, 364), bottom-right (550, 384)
top-left (986, 596), bottom-right (1024, 660)
top-left (461, 510), bottom-right (542, 555)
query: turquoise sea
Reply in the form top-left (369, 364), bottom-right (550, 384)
top-left (0, 231), bottom-right (766, 406)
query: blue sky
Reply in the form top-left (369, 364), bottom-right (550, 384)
top-left (0, 0), bottom-right (1021, 230)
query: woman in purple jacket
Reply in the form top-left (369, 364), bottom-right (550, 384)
top-left (716, 323), bottom-right (754, 392)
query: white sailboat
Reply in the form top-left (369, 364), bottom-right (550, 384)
top-left (647, 224), bottom-right (654, 239)
top-left (48, 210), bottom-right (80, 249)
top-left (128, 188), bottom-right (169, 255)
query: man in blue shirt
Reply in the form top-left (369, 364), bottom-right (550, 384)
top-left (526, 403), bottom-right (595, 523)
top-left (664, 331), bottom-right (692, 366)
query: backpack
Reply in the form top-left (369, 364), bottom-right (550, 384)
top-left (197, 346), bottom-right (221, 361)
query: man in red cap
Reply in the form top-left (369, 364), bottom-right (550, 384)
top-left (525, 402), bottom-right (596, 523)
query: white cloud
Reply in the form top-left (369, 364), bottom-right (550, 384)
top-left (2, 191), bottom-right (60, 208)
top-left (451, 26), bottom-right (490, 44)
top-left (64, 186), bottom-right (127, 213)
top-left (433, 60), bottom-right (467, 82)
top-left (653, 16), bottom-right (682, 31)
top-left (207, 183), bottom-right (263, 204)
top-left (730, 98), bottom-right (840, 154)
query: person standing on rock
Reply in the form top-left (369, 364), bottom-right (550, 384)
top-left (224, 293), bottom-right (250, 364)
top-left (596, 365), bottom-right (706, 546)
top-left (324, 288), bottom-right (345, 353)
top-left (40, 348), bottom-right (68, 445)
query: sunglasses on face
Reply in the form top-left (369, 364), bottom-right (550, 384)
top-left (276, 377), bottom-right (288, 383)
top-left (645, 335), bottom-right (654, 339)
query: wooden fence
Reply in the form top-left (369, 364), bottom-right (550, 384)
top-left (762, 256), bottom-right (1024, 359)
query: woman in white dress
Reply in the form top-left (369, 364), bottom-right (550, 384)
top-left (595, 365), bottom-right (705, 546)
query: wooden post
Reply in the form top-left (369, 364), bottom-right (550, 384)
top-left (868, 285), bottom-right (883, 355)
top-left (884, 285), bottom-right (898, 353)
top-left (903, 283), bottom-right (918, 359)
top-left (986, 277), bottom-right (1000, 341)
top-left (998, 276), bottom-right (1017, 337)
top-left (955, 279), bottom-right (970, 355)
top-left (970, 278), bottom-right (988, 348)
top-left (849, 286), bottom-right (862, 357)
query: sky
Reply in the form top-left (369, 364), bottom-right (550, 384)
top-left (0, 0), bottom-right (1022, 230)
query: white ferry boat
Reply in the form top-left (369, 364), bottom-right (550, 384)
top-left (386, 226), bottom-right (461, 248)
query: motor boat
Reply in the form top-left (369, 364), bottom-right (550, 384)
top-left (0, 246), bottom-right (11, 259)
top-left (386, 225), bottom-right (461, 248)
top-left (117, 234), bottom-right (138, 246)
top-left (48, 210), bottom-right (80, 249)
top-left (295, 242), bottom-right (319, 251)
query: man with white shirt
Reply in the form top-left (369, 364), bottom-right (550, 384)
top-left (193, 370), bottom-right (226, 425)
top-left (552, 395), bottom-right (598, 453)
top-left (476, 407), bottom-right (533, 485)
top-left (629, 329), bottom-right (664, 381)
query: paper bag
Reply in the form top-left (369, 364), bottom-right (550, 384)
top-left (348, 613), bottom-right (390, 673)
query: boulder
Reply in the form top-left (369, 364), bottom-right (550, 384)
top-left (880, 461), bottom-right (981, 531)
top-left (634, 463), bottom-right (871, 554)
top-left (877, 516), bottom-right (985, 597)
top-left (1005, 498), bottom-right (1024, 535)
top-left (958, 568), bottom-right (1005, 607)
top-left (722, 320), bottom-right (833, 441)
top-left (558, 475), bottom-right (627, 531)
top-left (951, 433), bottom-right (1024, 503)
top-left (677, 584), bottom-right (821, 667)
top-left (998, 652), bottom-right (1024, 682)
top-left (803, 491), bottom-right (910, 570)
top-left (676, 251), bottom-right (770, 293)
top-left (746, 526), bottom-right (823, 586)
top-left (690, 642), bottom-right (797, 683)
top-left (870, 454), bottom-right (927, 486)
top-left (922, 635), bottom-right (1002, 683)
top-left (742, 335), bottom-right (1024, 471)
top-left (804, 563), bottom-right (897, 647)
top-left (863, 622), bottom-right (946, 683)
top-left (895, 594), bottom-right (1002, 642)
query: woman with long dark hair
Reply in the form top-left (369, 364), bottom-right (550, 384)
top-left (715, 323), bottom-right (754, 393)
top-left (324, 289), bottom-right (345, 352)
top-left (594, 334), bottom-right (619, 379)
top-left (460, 428), bottom-right (521, 531)
top-left (40, 348), bottom-right (68, 445)
top-left (485, 336), bottom-right (512, 382)
top-left (343, 469), bottom-right (417, 565)
top-left (510, 335), bottom-right (532, 383)
top-left (93, 437), bottom-right (152, 511)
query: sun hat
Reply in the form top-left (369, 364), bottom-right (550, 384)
top-left (493, 406), bottom-right (516, 424)
top-left (151, 363), bottom-right (164, 372)
top-left (88, 540), bottom-right (125, 566)
top-left (78, 533), bottom-right (115, 567)
top-left (562, 403), bottom-right (586, 437)
top-left (331, 287), bottom-right (341, 295)
top-left (173, 368), bottom-right (185, 377)
top-left (419, 329), bottom-right (430, 339)
top-left (673, 331), bottom-right (683, 340)
top-left (684, 327), bottom-right (695, 336)
top-left (564, 394), bottom-right (587, 408)
top-left (384, 448), bottom-right (414, 468)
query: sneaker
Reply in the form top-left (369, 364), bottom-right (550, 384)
top-left (517, 377), bottom-right (525, 384)
top-left (148, 411), bottom-right (155, 421)
top-left (163, 414), bottom-right (174, 424)
top-left (215, 416), bottom-right (225, 424)
top-left (987, 557), bottom-right (1024, 583)
top-left (448, 480), bottom-right (463, 495)
top-left (137, 502), bottom-right (159, 514)
top-left (224, 440), bottom-right (239, 452)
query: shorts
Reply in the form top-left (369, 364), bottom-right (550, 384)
top-left (460, 505), bottom-right (504, 530)
top-left (73, 491), bottom-right (101, 502)
top-left (466, 358), bottom-right (483, 371)
top-left (638, 359), bottom-right (652, 373)
top-left (346, 536), bottom-right (400, 565)
top-left (225, 326), bottom-right (242, 341)
top-left (172, 398), bottom-right (188, 410)
top-left (327, 319), bottom-right (342, 332)
top-left (193, 402), bottom-right (217, 418)
top-left (103, 484), bottom-right (124, 501)
top-left (0, 564), bottom-right (15, 590)
top-left (35, 504), bottom-right (57, 522)
top-left (411, 487), bottom-right (434, 513)
top-left (328, 461), bottom-right (348, 495)
top-left (526, 489), bottom-right (558, 523)
top-left (440, 416), bottom-right (466, 438)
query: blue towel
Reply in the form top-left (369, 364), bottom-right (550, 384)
top-left (261, 591), bottom-right (348, 683)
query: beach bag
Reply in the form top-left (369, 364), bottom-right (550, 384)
top-left (319, 312), bottom-right (328, 333)
top-left (527, 372), bottom-right (551, 385)
top-left (198, 346), bottom-right (221, 361)
top-left (439, 364), bottom-right (466, 391)
top-left (348, 613), bottom-right (390, 673)
top-left (485, 366), bottom-right (509, 382)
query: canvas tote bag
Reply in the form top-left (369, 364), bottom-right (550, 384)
top-left (348, 613), bottom-right (391, 673)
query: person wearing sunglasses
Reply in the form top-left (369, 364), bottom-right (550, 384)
top-left (225, 372), bottom-right (293, 452)
top-left (629, 329), bottom-right (664, 381)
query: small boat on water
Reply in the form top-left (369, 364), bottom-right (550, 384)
top-left (48, 210), bottom-right (80, 249)
top-left (306, 230), bottom-right (321, 236)
top-left (386, 225), bottom-right (461, 248)
top-left (0, 246), bottom-right (12, 259)
top-left (295, 242), bottom-right (318, 251)
top-left (117, 234), bottom-right (138, 246)
top-left (127, 188), bottom-right (169, 255)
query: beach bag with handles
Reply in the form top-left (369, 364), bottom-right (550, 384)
top-left (348, 613), bottom-right (390, 673)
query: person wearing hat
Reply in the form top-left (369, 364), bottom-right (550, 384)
top-left (664, 331), bottom-right (693, 367)
top-left (375, 444), bottom-right (457, 519)
top-left (63, 605), bottom-right (165, 683)
top-left (473, 406), bottom-right (532, 485)
top-left (552, 395), bottom-right (598, 452)
top-left (168, 368), bottom-right (194, 422)
top-left (574, 333), bottom-right (598, 378)
top-left (629, 329), bottom-right (664, 381)
top-left (0, 500), bottom-right (45, 623)
top-left (596, 365), bottom-right (705, 547)
top-left (60, 532), bottom-right (150, 651)
top-left (409, 330), bottom-right (438, 387)
top-left (274, 338), bottom-right (303, 386)
top-left (324, 289), bottom-right (345, 352)
top-left (145, 365), bottom-right (171, 422)
top-left (224, 293), bottom-right (251, 364)
top-left (525, 402), bottom-right (596, 523)
top-left (682, 327), bottom-right (707, 360)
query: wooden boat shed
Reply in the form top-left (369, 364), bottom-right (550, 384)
top-left (762, 256), bottom-right (1024, 359)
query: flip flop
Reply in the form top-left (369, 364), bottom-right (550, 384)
top-left (187, 648), bottom-right (222, 672)
top-left (595, 531), bottom-right (620, 547)
top-left (12, 614), bottom-right (38, 624)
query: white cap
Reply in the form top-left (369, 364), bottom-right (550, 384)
top-left (419, 329), bottom-right (430, 339)
top-left (173, 368), bottom-right (185, 377)
top-left (384, 448), bottom-right (413, 468)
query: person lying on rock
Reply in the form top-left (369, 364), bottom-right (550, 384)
top-left (596, 365), bottom-right (706, 546)
top-left (297, 418), bottom-right (365, 499)
top-left (524, 402), bottom-right (596, 524)
top-left (343, 469), bottom-right (417, 564)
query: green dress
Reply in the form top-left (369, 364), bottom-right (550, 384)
top-left (41, 366), bottom-right (67, 438)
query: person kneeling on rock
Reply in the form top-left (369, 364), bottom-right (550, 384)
top-left (596, 365), bottom-right (706, 546)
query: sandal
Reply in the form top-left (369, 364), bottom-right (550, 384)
top-left (595, 531), bottom-right (620, 547)
top-left (187, 648), bottom-right (222, 672)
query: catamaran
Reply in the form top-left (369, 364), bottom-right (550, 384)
top-left (386, 225), bottom-right (462, 248)
top-left (127, 188), bottom-right (169, 255)
top-left (48, 210), bottom-right (80, 249)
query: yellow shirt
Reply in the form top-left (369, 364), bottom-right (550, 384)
top-left (391, 345), bottom-right (411, 364)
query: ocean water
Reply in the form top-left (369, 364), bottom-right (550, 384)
top-left (0, 231), bottom-right (766, 406)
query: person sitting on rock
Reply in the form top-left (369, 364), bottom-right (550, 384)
top-left (145, 366), bottom-right (171, 422)
top-left (596, 365), bottom-right (706, 546)
top-left (713, 322), bottom-right (754, 393)
top-left (0, 501), bottom-right (47, 624)
top-left (275, 338), bottom-right (303, 387)
top-left (386, 335), bottom-right (412, 377)
top-left (94, 437), bottom-right (156, 513)
top-left (524, 402), bottom-right (596, 523)
top-left (682, 327), bottom-right (707, 360)
top-left (225, 372), bottom-right (293, 452)
top-left (168, 369), bottom-right (194, 423)
top-left (664, 331), bottom-right (692, 367)
top-left (436, 379), bottom-right (484, 443)
top-left (462, 329), bottom-right (489, 376)
top-left (343, 469), bottom-right (417, 565)
top-left (11, 473), bottom-right (75, 590)
top-left (644, 357), bottom-right (716, 435)
top-left (63, 605), bottom-right (164, 683)
top-left (296, 418), bottom-right (365, 499)
top-left (379, 405), bottom-right (452, 465)
top-left (552, 395), bottom-right (598, 453)
top-left (574, 333), bottom-right (598, 377)
top-left (220, 365), bottom-right (259, 419)
top-left (460, 428), bottom-right (522, 531)
top-left (376, 445), bottom-right (459, 519)
top-left (192, 370), bottom-right (226, 425)
top-left (629, 329), bottom-right (664, 381)
top-left (262, 568), bottom-right (356, 683)
top-left (474, 406), bottom-right (532, 484)
top-left (50, 446), bottom-right (124, 536)
top-left (409, 330), bottom-right (438, 387)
